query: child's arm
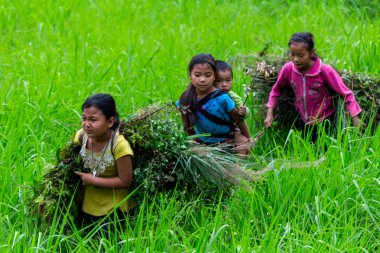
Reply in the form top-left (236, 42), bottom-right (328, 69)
top-left (266, 63), bottom-right (291, 109)
top-left (230, 108), bottom-right (251, 139)
top-left (322, 65), bottom-right (362, 125)
top-left (238, 106), bottom-right (247, 118)
top-left (352, 115), bottom-right (361, 127)
top-left (238, 105), bottom-right (251, 119)
top-left (181, 113), bottom-right (195, 135)
top-left (264, 63), bottom-right (291, 127)
top-left (229, 91), bottom-right (250, 119)
top-left (75, 155), bottom-right (133, 188)
top-left (264, 107), bottom-right (274, 128)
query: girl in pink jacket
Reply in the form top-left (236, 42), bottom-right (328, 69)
top-left (264, 32), bottom-right (362, 132)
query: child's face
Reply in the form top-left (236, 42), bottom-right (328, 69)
top-left (289, 42), bottom-right (315, 73)
top-left (189, 63), bottom-right (215, 95)
top-left (82, 106), bottom-right (114, 140)
top-left (215, 70), bottom-right (233, 92)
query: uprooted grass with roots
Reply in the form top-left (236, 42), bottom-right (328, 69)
top-left (32, 102), bottom-right (331, 231)
top-left (236, 54), bottom-right (380, 130)
top-left (32, 103), bottom-right (259, 228)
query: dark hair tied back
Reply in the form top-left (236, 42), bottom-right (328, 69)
top-left (82, 93), bottom-right (120, 130)
top-left (179, 53), bottom-right (216, 133)
top-left (288, 32), bottom-right (315, 51)
top-left (188, 53), bottom-right (217, 74)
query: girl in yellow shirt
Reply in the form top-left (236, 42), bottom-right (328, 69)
top-left (74, 94), bottom-right (136, 224)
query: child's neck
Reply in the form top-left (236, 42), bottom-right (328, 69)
top-left (197, 87), bottom-right (216, 99)
top-left (300, 59), bottom-right (315, 74)
top-left (89, 130), bottom-right (112, 152)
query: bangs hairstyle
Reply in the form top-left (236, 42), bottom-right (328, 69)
top-left (179, 53), bottom-right (217, 133)
top-left (288, 32), bottom-right (315, 52)
top-left (188, 53), bottom-right (217, 74)
top-left (82, 93), bottom-right (120, 130)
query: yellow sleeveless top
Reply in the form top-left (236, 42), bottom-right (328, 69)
top-left (74, 129), bottom-right (136, 216)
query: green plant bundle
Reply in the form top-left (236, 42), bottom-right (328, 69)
top-left (243, 55), bottom-right (380, 129)
top-left (33, 143), bottom-right (85, 226)
top-left (32, 103), bottom-right (256, 227)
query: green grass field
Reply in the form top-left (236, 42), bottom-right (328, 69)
top-left (1, 0), bottom-right (379, 252)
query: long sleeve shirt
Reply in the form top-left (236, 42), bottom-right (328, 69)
top-left (266, 57), bottom-right (362, 124)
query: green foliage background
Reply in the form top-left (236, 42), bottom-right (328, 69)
top-left (0, 0), bottom-right (379, 251)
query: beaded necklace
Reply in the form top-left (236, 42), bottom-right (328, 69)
top-left (90, 136), bottom-right (111, 177)
top-left (80, 130), bottom-right (115, 177)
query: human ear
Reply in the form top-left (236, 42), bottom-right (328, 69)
top-left (107, 117), bottom-right (115, 128)
top-left (310, 49), bottom-right (316, 57)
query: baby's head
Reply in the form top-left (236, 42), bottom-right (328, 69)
top-left (215, 60), bottom-right (233, 92)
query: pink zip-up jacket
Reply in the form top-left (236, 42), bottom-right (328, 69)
top-left (266, 57), bottom-right (362, 124)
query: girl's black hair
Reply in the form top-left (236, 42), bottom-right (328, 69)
top-left (288, 32), bottom-right (315, 52)
top-left (82, 93), bottom-right (120, 130)
top-left (187, 53), bottom-right (217, 74)
top-left (215, 60), bottom-right (233, 78)
top-left (179, 53), bottom-right (216, 133)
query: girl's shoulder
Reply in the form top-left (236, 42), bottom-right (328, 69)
top-left (320, 62), bottom-right (339, 76)
top-left (282, 61), bottom-right (293, 69)
top-left (210, 90), bottom-right (235, 109)
top-left (198, 90), bottom-right (234, 109)
top-left (210, 90), bottom-right (233, 102)
top-left (280, 61), bottom-right (294, 74)
top-left (113, 132), bottom-right (133, 158)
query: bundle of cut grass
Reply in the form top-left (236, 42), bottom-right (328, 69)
top-left (32, 103), bottom-right (259, 227)
top-left (240, 54), bottom-right (380, 129)
top-left (33, 142), bottom-right (85, 226)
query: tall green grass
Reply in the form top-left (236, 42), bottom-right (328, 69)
top-left (1, 0), bottom-right (379, 251)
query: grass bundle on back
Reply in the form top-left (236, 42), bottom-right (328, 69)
top-left (32, 142), bottom-right (84, 227)
top-left (122, 104), bottom-right (260, 199)
top-left (32, 103), bottom-right (258, 227)
top-left (243, 54), bottom-right (380, 129)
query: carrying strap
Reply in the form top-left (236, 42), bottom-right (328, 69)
top-left (195, 90), bottom-right (235, 138)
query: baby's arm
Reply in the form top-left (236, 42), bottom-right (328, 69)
top-left (230, 108), bottom-right (251, 139)
top-left (238, 106), bottom-right (247, 117)
top-left (238, 105), bottom-right (252, 119)
top-left (181, 112), bottom-right (195, 135)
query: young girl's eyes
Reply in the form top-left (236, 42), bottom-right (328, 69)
top-left (82, 117), bottom-right (97, 122)
top-left (290, 51), bottom-right (306, 57)
top-left (193, 72), bottom-right (214, 78)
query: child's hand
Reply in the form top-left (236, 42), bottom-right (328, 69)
top-left (75, 171), bottom-right (94, 186)
top-left (264, 108), bottom-right (274, 128)
top-left (238, 106), bottom-right (247, 118)
top-left (351, 115), bottom-right (361, 127)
